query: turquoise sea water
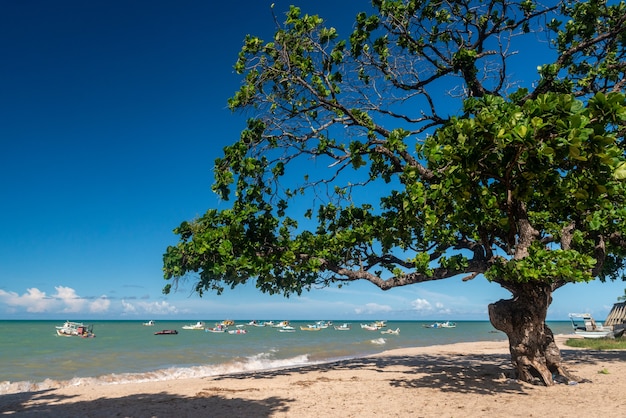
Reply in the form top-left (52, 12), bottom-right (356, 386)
top-left (0, 320), bottom-right (574, 394)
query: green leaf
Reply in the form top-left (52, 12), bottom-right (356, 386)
top-left (614, 162), bottom-right (626, 180)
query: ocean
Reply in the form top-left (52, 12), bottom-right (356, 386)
top-left (0, 319), bottom-right (574, 395)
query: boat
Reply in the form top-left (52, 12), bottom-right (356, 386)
top-left (247, 320), bottom-right (264, 327)
top-left (272, 320), bottom-right (291, 328)
top-left (279, 326), bottom-right (296, 332)
top-left (334, 323), bottom-right (351, 331)
top-left (56, 321), bottom-right (95, 338)
top-left (221, 319), bottom-right (235, 326)
top-left (423, 321), bottom-right (456, 329)
top-left (143, 320), bottom-right (155, 326)
top-left (205, 324), bottom-right (227, 333)
top-left (154, 329), bottom-right (178, 335)
top-left (360, 323), bottom-right (380, 331)
top-left (182, 321), bottom-right (206, 330)
top-left (55, 321), bottom-right (95, 338)
top-left (300, 325), bottom-right (322, 331)
top-left (227, 329), bottom-right (247, 334)
top-left (381, 327), bottom-right (400, 335)
top-left (569, 313), bottom-right (621, 339)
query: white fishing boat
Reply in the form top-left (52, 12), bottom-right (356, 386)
top-left (424, 321), bottom-right (456, 329)
top-left (182, 321), bottom-right (206, 330)
top-left (228, 328), bottom-right (247, 335)
top-left (381, 327), bottom-right (400, 335)
top-left (569, 313), bottom-right (619, 338)
top-left (143, 320), bottom-right (155, 326)
top-left (55, 321), bottom-right (95, 338)
top-left (334, 323), bottom-right (351, 331)
top-left (360, 323), bottom-right (380, 331)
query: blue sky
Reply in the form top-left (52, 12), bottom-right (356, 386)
top-left (1, 1), bottom-right (624, 321)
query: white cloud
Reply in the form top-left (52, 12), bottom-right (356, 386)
top-left (410, 298), bottom-right (433, 311)
top-left (121, 299), bottom-right (179, 315)
top-left (354, 302), bottom-right (393, 315)
top-left (0, 286), bottom-right (111, 314)
top-left (0, 288), bottom-right (55, 312)
top-left (56, 286), bottom-right (86, 312)
top-left (121, 299), bottom-right (137, 313)
top-left (90, 296), bottom-right (111, 313)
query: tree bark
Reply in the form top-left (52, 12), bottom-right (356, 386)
top-left (488, 282), bottom-right (580, 386)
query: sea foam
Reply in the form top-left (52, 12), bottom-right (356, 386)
top-left (0, 351), bottom-right (312, 395)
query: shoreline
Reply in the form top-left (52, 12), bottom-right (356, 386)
top-left (2, 336), bottom-right (625, 417)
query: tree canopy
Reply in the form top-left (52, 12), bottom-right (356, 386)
top-left (163, 0), bottom-right (626, 385)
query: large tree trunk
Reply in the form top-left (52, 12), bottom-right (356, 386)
top-left (488, 282), bottom-right (580, 386)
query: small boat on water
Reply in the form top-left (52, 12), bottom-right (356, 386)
top-left (279, 326), bottom-right (296, 333)
top-left (206, 324), bottom-right (227, 333)
top-left (247, 320), bottom-right (264, 327)
top-left (154, 329), bottom-right (178, 335)
top-left (143, 320), bottom-right (155, 326)
top-left (381, 328), bottom-right (400, 335)
top-left (228, 329), bottom-right (247, 335)
top-left (423, 321), bottom-right (456, 329)
top-left (300, 325), bottom-right (323, 331)
top-left (182, 321), bottom-right (206, 330)
top-left (334, 323), bottom-right (351, 331)
top-left (569, 313), bottom-right (622, 339)
top-left (55, 321), bottom-right (96, 338)
top-left (360, 323), bottom-right (380, 331)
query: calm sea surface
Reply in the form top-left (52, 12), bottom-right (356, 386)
top-left (0, 319), bottom-right (574, 394)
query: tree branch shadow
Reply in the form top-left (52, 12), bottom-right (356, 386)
top-left (0, 389), bottom-right (292, 418)
top-left (214, 347), bottom-right (626, 394)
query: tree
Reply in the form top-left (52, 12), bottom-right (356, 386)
top-left (163, 0), bottom-right (626, 386)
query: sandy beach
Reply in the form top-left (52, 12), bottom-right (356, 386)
top-left (2, 335), bottom-right (625, 417)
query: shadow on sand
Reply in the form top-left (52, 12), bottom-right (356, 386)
top-left (2, 348), bottom-right (624, 417)
top-left (0, 389), bottom-right (292, 418)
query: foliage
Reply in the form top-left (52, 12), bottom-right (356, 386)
top-left (163, 0), bottom-right (626, 299)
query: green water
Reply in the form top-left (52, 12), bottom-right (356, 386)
top-left (0, 320), bottom-right (574, 393)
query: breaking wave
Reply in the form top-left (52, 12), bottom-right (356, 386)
top-left (0, 351), bottom-right (313, 395)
